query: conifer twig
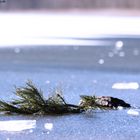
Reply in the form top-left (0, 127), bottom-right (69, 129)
top-left (0, 81), bottom-right (131, 115)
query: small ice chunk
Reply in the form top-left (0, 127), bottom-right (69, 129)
top-left (0, 120), bottom-right (36, 132)
top-left (127, 109), bottom-right (139, 116)
top-left (112, 82), bottom-right (139, 90)
top-left (44, 123), bottom-right (53, 131)
top-left (118, 106), bottom-right (123, 110)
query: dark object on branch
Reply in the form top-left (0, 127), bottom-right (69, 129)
top-left (79, 95), bottom-right (131, 109)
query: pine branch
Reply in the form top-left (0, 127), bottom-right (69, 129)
top-left (0, 100), bottom-right (33, 114)
top-left (0, 81), bottom-right (131, 115)
top-left (0, 81), bottom-right (81, 115)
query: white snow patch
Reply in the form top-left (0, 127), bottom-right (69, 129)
top-left (112, 82), bottom-right (139, 90)
top-left (0, 120), bottom-right (36, 132)
top-left (127, 109), bottom-right (139, 116)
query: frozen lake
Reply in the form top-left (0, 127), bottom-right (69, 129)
top-left (0, 65), bottom-right (140, 140)
top-left (0, 36), bottom-right (140, 140)
top-left (0, 13), bottom-right (140, 140)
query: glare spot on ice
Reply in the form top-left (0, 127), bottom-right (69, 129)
top-left (73, 46), bottom-right (79, 50)
top-left (45, 80), bottom-right (50, 84)
top-left (14, 48), bottom-right (21, 53)
top-left (47, 131), bottom-right (50, 134)
top-left (29, 129), bottom-right (33, 133)
top-left (111, 41), bottom-right (124, 57)
top-left (133, 49), bottom-right (139, 56)
top-left (98, 59), bottom-right (104, 64)
top-left (119, 51), bottom-right (125, 57)
top-left (108, 52), bottom-right (114, 57)
top-left (112, 82), bottom-right (139, 90)
top-left (115, 41), bottom-right (123, 50)
top-left (127, 109), bottom-right (139, 116)
top-left (70, 74), bottom-right (76, 79)
top-left (92, 80), bottom-right (97, 84)
top-left (44, 123), bottom-right (53, 131)
top-left (0, 120), bottom-right (36, 132)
